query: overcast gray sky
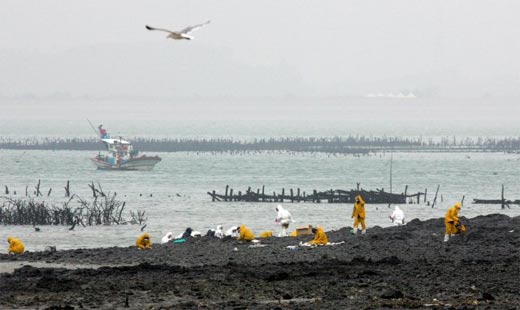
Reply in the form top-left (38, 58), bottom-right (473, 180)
top-left (1, 0), bottom-right (519, 120)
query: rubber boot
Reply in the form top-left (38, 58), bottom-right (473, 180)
top-left (444, 234), bottom-right (450, 242)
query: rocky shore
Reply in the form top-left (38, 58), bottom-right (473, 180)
top-left (0, 214), bottom-right (519, 309)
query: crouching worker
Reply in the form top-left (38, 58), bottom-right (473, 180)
top-left (7, 236), bottom-right (25, 254)
top-left (389, 206), bottom-right (405, 226)
top-left (136, 233), bottom-right (152, 250)
top-left (444, 202), bottom-right (465, 242)
top-left (214, 225), bottom-right (224, 239)
top-left (306, 227), bottom-right (328, 246)
top-left (161, 232), bottom-right (174, 244)
top-left (237, 224), bottom-right (255, 242)
top-left (352, 195), bottom-right (367, 234)
top-left (259, 231), bottom-right (273, 238)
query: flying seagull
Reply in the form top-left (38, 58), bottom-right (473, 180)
top-left (145, 21), bottom-right (211, 40)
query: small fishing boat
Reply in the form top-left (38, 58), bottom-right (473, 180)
top-left (91, 137), bottom-right (162, 171)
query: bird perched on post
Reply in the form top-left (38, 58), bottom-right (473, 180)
top-left (145, 21), bottom-right (211, 40)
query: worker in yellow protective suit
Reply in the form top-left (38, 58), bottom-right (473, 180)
top-left (444, 202), bottom-right (463, 242)
top-left (307, 227), bottom-right (328, 245)
top-left (237, 224), bottom-right (255, 241)
top-left (136, 233), bottom-right (152, 249)
top-left (259, 231), bottom-right (273, 238)
top-left (7, 236), bottom-right (25, 254)
top-left (351, 195), bottom-right (367, 234)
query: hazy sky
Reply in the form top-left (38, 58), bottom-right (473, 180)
top-left (1, 0), bottom-right (519, 120)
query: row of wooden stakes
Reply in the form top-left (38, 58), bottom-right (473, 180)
top-left (208, 184), bottom-right (429, 204)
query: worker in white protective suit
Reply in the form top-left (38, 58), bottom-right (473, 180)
top-left (275, 205), bottom-right (295, 237)
top-left (389, 206), bottom-right (405, 226)
top-left (225, 226), bottom-right (239, 238)
top-left (214, 225), bottom-right (224, 239)
top-left (161, 232), bottom-right (174, 244)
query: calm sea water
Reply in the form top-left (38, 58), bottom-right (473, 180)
top-left (1, 120), bottom-right (520, 253)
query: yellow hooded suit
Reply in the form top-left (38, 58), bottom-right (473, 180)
top-left (238, 225), bottom-right (255, 241)
top-left (352, 195), bottom-right (367, 232)
top-left (136, 233), bottom-right (152, 250)
top-left (309, 227), bottom-right (328, 245)
top-left (8, 236), bottom-right (25, 254)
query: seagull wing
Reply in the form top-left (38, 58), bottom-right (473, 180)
top-left (179, 20), bottom-right (211, 34)
top-left (145, 25), bottom-right (175, 34)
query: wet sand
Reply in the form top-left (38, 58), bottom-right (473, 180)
top-left (0, 213), bottom-right (519, 309)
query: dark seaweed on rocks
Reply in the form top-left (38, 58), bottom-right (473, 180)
top-left (0, 214), bottom-right (519, 309)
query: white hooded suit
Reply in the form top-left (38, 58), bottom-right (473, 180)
top-left (275, 205), bottom-right (294, 237)
top-left (390, 206), bottom-right (405, 225)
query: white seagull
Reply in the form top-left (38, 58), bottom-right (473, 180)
top-left (145, 21), bottom-right (211, 40)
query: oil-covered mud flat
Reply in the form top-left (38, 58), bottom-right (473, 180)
top-left (0, 214), bottom-right (519, 309)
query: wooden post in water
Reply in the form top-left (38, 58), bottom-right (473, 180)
top-left (501, 184), bottom-right (505, 210)
top-left (461, 195), bottom-right (465, 206)
top-left (297, 188), bottom-right (301, 202)
top-left (273, 191), bottom-right (276, 202)
top-left (404, 185), bottom-right (408, 200)
top-left (424, 188), bottom-right (427, 203)
top-left (4, 186), bottom-right (8, 195)
top-left (262, 185), bottom-right (265, 202)
top-left (212, 190), bottom-right (216, 202)
top-left (281, 188), bottom-right (285, 203)
top-left (47, 188), bottom-right (52, 196)
top-left (229, 188), bottom-right (234, 201)
top-left (290, 188), bottom-right (294, 202)
top-left (431, 185), bottom-right (440, 208)
top-left (64, 181), bottom-right (70, 197)
top-left (35, 179), bottom-right (42, 197)
top-left (389, 153), bottom-right (393, 193)
top-left (225, 185), bottom-right (229, 201)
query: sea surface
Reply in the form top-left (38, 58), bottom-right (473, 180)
top-left (1, 120), bottom-right (520, 253)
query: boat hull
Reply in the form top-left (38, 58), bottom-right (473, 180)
top-left (91, 156), bottom-right (162, 171)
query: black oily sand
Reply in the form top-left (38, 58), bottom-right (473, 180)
top-left (0, 214), bottom-right (519, 309)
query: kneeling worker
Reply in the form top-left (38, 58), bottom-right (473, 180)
top-left (237, 224), bottom-right (255, 242)
top-left (307, 226), bottom-right (328, 246)
top-left (136, 233), bottom-right (152, 250)
top-left (8, 236), bottom-right (25, 254)
top-left (444, 202), bottom-right (464, 242)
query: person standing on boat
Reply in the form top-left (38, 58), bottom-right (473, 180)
top-left (351, 195), bottom-right (367, 234)
top-left (98, 125), bottom-right (108, 139)
top-left (275, 204), bottom-right (294, 237)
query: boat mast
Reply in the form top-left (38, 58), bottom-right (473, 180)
top-left (389, 153), bottom-right (393, 194)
